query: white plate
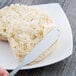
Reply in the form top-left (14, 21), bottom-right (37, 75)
top-left (0, 3), bottom-right (73, 70)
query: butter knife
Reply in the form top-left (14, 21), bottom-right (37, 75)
top-left (9, 28), bottom-right (60, 76)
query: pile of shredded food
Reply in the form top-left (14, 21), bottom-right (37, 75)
top-left (0, 4), bottom-right (56, 63)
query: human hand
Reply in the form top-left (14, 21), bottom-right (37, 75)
top-left (0, 67), bottom-right (9, 76)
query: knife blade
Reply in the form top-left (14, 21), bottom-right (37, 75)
top-left (9, 28), bottom-right (60, 76)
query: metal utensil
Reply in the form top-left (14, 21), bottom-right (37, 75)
top-left (9, 28), bottom-right (60, 76)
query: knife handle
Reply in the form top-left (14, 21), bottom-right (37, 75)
top-left (8, 63), bottom-right (24, 76)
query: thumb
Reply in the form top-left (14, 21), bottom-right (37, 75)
top-left (0, 67), bottom-right (9, 76)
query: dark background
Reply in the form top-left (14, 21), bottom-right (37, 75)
top-left (0, 0), bottom-right (76, 76)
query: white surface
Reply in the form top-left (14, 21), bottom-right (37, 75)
top-left (0, 3), bottom-right (73, 70)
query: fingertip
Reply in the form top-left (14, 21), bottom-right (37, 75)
top-left (0, 67), bottom-right (9, 76)
top-left (3, 70), bottom-right (9, 76)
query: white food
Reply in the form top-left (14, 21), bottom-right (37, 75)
top-left (0, 4), bottom-right (58, 63)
